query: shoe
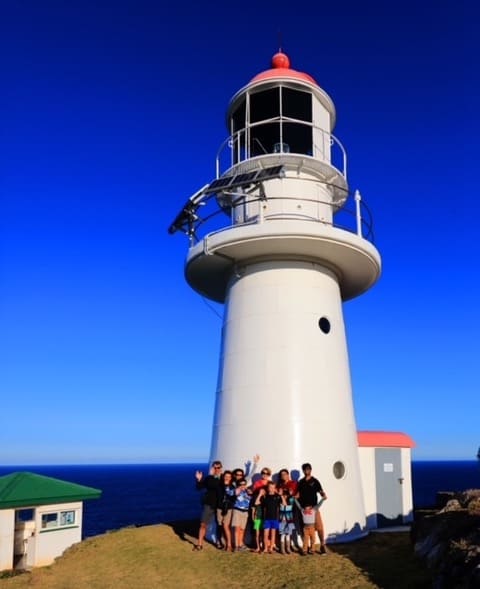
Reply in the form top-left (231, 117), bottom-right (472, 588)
top-left (192, 545), bottom-right (203, 551)
top-left (319, 545), bottom-right (327, 555)
top-left (307, 548), bottom-right (314, 555)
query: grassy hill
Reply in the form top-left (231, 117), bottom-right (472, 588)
top-left (0, 520), bottom-right (431, 589)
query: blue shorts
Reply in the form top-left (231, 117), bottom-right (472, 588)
top-left (263, 519), bottom-right (279, 530)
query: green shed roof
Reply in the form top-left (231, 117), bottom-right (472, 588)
top-left (0, 472), bottom-right (102, 509)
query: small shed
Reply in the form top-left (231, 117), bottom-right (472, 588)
top-left (357, 431), bottom-right (416, 529)
top-left (0, 472), bottom-right (101, 571)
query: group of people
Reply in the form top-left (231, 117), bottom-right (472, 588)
top-left (193, 456), bottom-right (328, 556)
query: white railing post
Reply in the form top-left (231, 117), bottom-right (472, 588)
top-left (354, 189), bottom-right (362, 237)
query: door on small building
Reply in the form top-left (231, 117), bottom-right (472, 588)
top-left (374, 448), bottom-right (403, 527)
top-left (13, 509), bottom-right (36, 569)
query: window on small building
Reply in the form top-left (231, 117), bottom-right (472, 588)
top-left (16, 508), bottom-right (34, 522)
top-left (60, 511), bottom-right (76, 526)
top-left (41, 509), bottom-right (77, 530)
top-left (42, 512), bottom-right (58, 529)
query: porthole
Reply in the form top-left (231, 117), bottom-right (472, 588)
top-left (333, 461), bottom-right (345, 479)
top-left (319, 317), bottom-right (331, 334)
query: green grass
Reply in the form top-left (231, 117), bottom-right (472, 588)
top-left (0, 521), bottom-right (431, 589)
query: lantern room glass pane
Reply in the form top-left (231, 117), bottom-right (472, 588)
top-left (282, 87), bottom-right (312, 122)
top-left (250, 88), bottom-right (280, 123)
top-left (231, 99), bottom-right (246, 134)
top-left (283, 122), bottom-right (312, 155)
top-left (250, 122), bottom-right (281, 156)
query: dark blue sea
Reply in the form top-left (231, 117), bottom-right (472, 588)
top-left (1, 461), bottom-right (478, 539)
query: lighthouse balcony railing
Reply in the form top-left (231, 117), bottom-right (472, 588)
top-left (215, 119), bottom-right (347, 180)
top-left (185, 191), bottom-right (374, 246)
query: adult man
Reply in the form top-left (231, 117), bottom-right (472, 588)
top-left (296, 462), bottom-right (328, 554)
top-left (193, 460), bottom-right (223, 550)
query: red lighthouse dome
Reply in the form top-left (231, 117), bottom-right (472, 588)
top-left (250, 51), bottom-right (317, 85)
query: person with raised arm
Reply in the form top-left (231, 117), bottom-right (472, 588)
top-left (232, 453), bottom-right (261, 487)
top-left (193, 460), bottom-right (223, 551)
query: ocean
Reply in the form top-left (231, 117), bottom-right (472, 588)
top-left (1, 461), bottom-right (478, 539)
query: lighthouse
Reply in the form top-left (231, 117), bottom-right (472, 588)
top-left (169, 52), bottom-right (382, 541)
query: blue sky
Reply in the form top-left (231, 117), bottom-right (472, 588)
top-left (1, 1), bottom-right (477, 464)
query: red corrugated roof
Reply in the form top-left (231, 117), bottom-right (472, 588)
top-left (357, 431), bottom-right (416, 448)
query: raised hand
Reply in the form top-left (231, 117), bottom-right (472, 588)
top-left (195, 470), bottom-right (203, 482)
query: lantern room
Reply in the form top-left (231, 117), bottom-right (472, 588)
top-left (226, 51), bottom-right (337, 169)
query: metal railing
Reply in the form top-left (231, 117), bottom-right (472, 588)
top-left (215, 118), bottom-right (348, 180)
top-left (183, 189), bottom-right (375, 247)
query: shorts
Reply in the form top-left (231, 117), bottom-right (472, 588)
top-left (216, 508), bottom-right (233, 527)
top-left (253, 518), bottom-right (263, 531)
top-left (232, 509), bottom-right (249, 529)
top-left (279, 522), bottom-right (295, 535)
top-left (200, 505), bottom-right (216, 525)
top-left (263, 519), bottom-right (279, 530)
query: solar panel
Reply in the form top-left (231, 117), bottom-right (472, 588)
top-left (233, 172), bottom-right (258, 187)
top-left (255, 165), bottom-right (285, 182)
top-left (204, 165), bottom-right (284, 196)
top-left (205, 177), bottom-right (234, 193)
top-left (168, 166), bottom-right (285, 235)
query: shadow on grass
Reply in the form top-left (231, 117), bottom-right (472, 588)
top-left (166, 519), bottom-right (199, 547)
top-left (330, 532), bottom-right (432, 589)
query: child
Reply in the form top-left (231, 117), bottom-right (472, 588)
top-left (232, 478), bottom-right (251, 551)
top-left (278, 487), bottom-right (295, 554)
top-left (251, 489), bottom-right (264, 552)
top-left (258, 481), bottom-right (281, 554)
top-left (294, 496), bottom-right (325, 555)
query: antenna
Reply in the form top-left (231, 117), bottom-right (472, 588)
top-left (277, 29), bottom-right (283, 52)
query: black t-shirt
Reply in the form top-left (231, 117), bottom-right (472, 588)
top-left (196, 475), bottom-right (222, 508)
top-left (297, 476), bottom-right (324, 508)
top-left (261, 493), bottom-right (281, 520)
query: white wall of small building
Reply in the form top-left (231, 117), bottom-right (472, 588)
top-left (358, 447), bottom-right (378, 529)
top-left (33, 501), bottom-right (83, 567)
top-left (0, 509), bottom-right (15, 571)
top-left (400, 448), bottom-right (414, 523)
top-left (0, 501), bottom-right (84, 571)
top-left (358, 446), bottom-right (414, 528)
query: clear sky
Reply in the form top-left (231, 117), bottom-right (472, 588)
top-left (1, 1), bottom-right (477, 464)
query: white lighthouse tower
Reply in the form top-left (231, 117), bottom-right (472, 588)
top-left (169, 52), bottom-right (381, 541)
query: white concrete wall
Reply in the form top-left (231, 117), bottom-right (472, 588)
top-left (358, 446), bottom-right (414, 528)
top-left (211, 260), bottom-right (367, 540)
top-left (400, 448), bottom-right (414, 523)
top-left (312, 98), bottom-right (331, 162)
top-left (0, 509), bottom-right (15, 571)
top-left (358, 447), bottom-right (377, 529)
top-left (34, 502), bottom-right (83, 567)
